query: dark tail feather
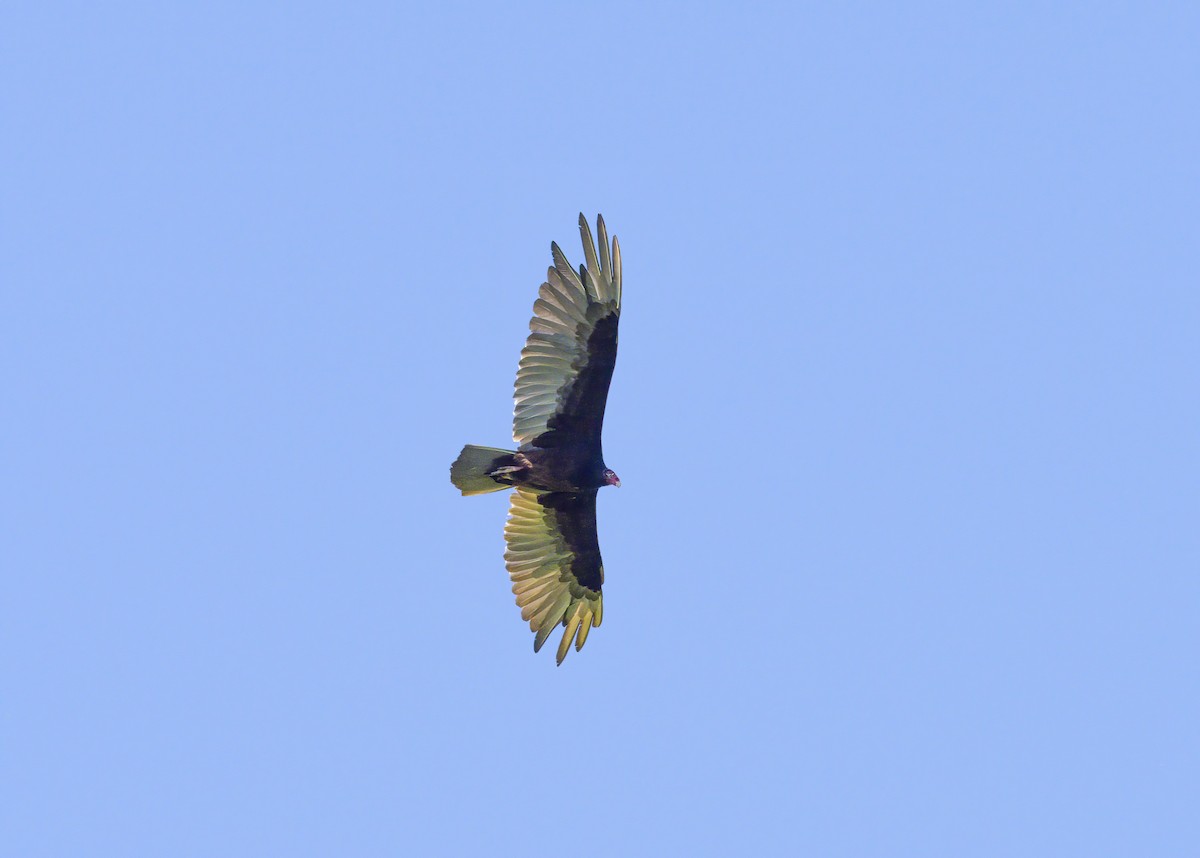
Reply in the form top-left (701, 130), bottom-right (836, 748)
top-left (450, 445), bottom-right (517, 495)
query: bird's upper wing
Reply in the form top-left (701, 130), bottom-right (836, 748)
top-left (504, 487), bottom-right (604, 664)
top-left (513, 214), bottom-right (621, 448)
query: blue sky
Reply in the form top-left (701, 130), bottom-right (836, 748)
top-left (3, 2), bottom-right (1198, 855)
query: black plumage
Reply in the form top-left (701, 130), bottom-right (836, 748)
top-left (450, 214), bottom-right (622, 664)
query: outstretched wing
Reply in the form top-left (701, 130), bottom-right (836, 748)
top-left (503, 487), bottom-right (604, 664)
top-left (513, 213), bottom-right (622, 448)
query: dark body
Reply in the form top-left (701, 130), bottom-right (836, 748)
top-left (485, 443), bottom-right (608, 493)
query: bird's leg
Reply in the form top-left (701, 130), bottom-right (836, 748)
top-left (488, 451), bottom-right (532, 478)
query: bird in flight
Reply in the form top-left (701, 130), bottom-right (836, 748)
top-left (450, 213), bottom-right (622, 664)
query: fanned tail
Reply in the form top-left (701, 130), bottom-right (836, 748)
top-left (450, 445), bottom-right (517, 495)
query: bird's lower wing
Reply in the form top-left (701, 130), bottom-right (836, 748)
top-left (504, 488), bottom-right (604, 664)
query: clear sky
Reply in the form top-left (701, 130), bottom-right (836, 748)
top-left (3, 2), bottom-right (1197, 855)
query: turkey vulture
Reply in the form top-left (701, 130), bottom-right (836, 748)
top-left (450, 213), bottom-right (622, 664)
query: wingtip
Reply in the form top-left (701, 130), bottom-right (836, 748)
top-left (554, 629), bottom-right (572, 665)
top-left (578, 213), bottom-right (608, 232)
